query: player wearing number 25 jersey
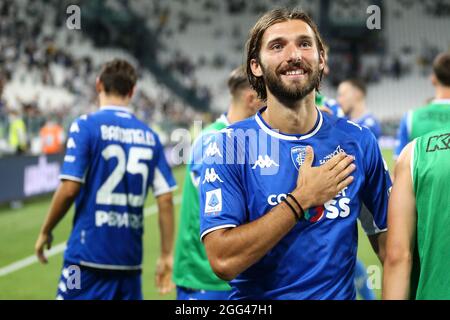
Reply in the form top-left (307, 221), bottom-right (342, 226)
top-left (35, 59), bottom-right (177, 300)
top-left (61, 105), bottom-right (175, 269)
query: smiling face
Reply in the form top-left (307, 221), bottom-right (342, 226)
top-left (250, 19), bottom-right (325, 105)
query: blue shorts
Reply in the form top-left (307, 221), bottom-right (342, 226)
top-left (354, 259), bottom-right (376, 300)
top-left (177, 286), bottom-right (231, 300)
top-left (56, 261), bottom-right (142, 300)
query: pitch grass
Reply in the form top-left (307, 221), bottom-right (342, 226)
top-left (0, 149), bottom-right (394, 299)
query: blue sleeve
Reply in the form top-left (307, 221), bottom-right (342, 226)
top-left (372, 120), bottom-right (382, 140)
top-left (199, 132), bottom-right (246, 240)
top-left (151, 134), bottom-right (177, 197)
top-left (189, 131), bottom-right (217, 188)
top-left (325, 99), bottom-right (347, 119)
top-left (362, 116), bottom-right (382, 140)
top-left (59, 117), bottom-right (92, 183)
top-left (359, 128), bottom-right (393, 235)
top-left (394, 113), bottom-right (410, 158)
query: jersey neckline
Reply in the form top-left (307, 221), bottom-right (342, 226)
top-left (431, 99), bottom-right (450, 105)
top-left (100, 105), bottom-right (133, 113)
top-left (254, 106), bottom-right (323, 141)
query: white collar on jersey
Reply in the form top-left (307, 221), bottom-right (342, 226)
top-left (432, 99), bottom-right (450, 105)
top-left (100, 105), bottom-right (133, 113)
top-left (255, 106), bottom-right (323, 141)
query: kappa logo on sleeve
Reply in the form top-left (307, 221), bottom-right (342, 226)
top-left (202, 168), bottom-right (224, 184)
top-left (204, 189), bottom-right (222, 215)
top-left (252, 155), bottom-right (279, 169)
top-left (67, 138), bottom-right (76, 149)
top-left (70, 122), bottom-right (80, 133)
top-left (204, 142), bottom-right (222, 158)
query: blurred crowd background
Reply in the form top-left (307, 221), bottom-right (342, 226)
top-left (1, 0), bottom-right (450, 157)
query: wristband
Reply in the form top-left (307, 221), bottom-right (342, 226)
top-left (282, 198), bottom-right (301, 222)
top-left (286, 193), bottom-right (305, 219)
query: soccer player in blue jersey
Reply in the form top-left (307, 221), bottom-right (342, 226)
top-left (199, 8), bottom-right (391, 300)
top-left (337, 79), bottom-right (382, 140)
top-left (35, 59), bottom-right (177, 300)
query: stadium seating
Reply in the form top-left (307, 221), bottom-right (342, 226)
top-left (1, 0), bottom-right (450, 154)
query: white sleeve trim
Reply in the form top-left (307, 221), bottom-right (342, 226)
top-left (358, 204), bottom-right (387, 236)
top-left (200, 224), bottom-right (236, 241)
top-left (152, 167), bottom-right (174, 196)
top-left (153, 185), bottom-right (178, 197)
top-left (366, 227), bottom-right (387, 236)
top-left (59, 174), bottom-right (85, 183)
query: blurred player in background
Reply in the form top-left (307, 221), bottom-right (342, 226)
top-left (35, 59), bottom-right (177, 300)
top-left (199, 8), bottom-right (391, 300)
top-left (337, 78), bottom-right (383, 300)
top-left (383, 126), bottom-right (450, 299)
top-left (395, 52), bottom-right (450, 158)
top-left (337, 79), bottom-right (382, 139)
top-left (40, 115), bottom-right (65, 155)
top-left (7, 108), bottom-right (27, 154)
top-left (173, 66), bottom-right (262, 300)
top-left (316, 45), bottom-right (345, 118)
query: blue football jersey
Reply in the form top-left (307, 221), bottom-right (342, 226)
top-left (394, 112), bottom-right (410, 158)
top-left (199, 107), bottom-right (392, 300)
top-left (60, 106), bottom-right (177, 270)
top-left (353, 113), bottom-right (382, 141)
top-left (324, 98), bottom-right (346, 119)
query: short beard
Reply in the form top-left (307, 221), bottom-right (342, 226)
top-left (262, 61), bottom-right (321, 107)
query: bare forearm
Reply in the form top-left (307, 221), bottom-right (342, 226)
top-left (205, 200), bottom-right (298, 280)
top-left (157, 194), bottom-right (175, 256)
top-left (383, 256), bottom-right (412, 299)
top-left (368, 232), bottom-right (387, 264)
top-left (40, 184), bottom-right (77, 234)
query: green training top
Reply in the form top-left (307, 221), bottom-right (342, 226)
top-left (411, 127), bottom-right (450, 299)
top-left (410, 100), bottom-right (450, 140)
top-left (173, 114), bottom-right (231, 291)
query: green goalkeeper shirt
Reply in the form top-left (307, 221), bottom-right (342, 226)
top-left (411, 127), bottom-right (450, 299)
top-left (395, 99), bottom-right (450, 157)
top-left (173, 114), bottom-right (231, 291)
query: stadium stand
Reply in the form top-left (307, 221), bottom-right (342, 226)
top-left (1, 0), bottom-right (450, 154)
top-left (0, 0), bottom-right (203, 155)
